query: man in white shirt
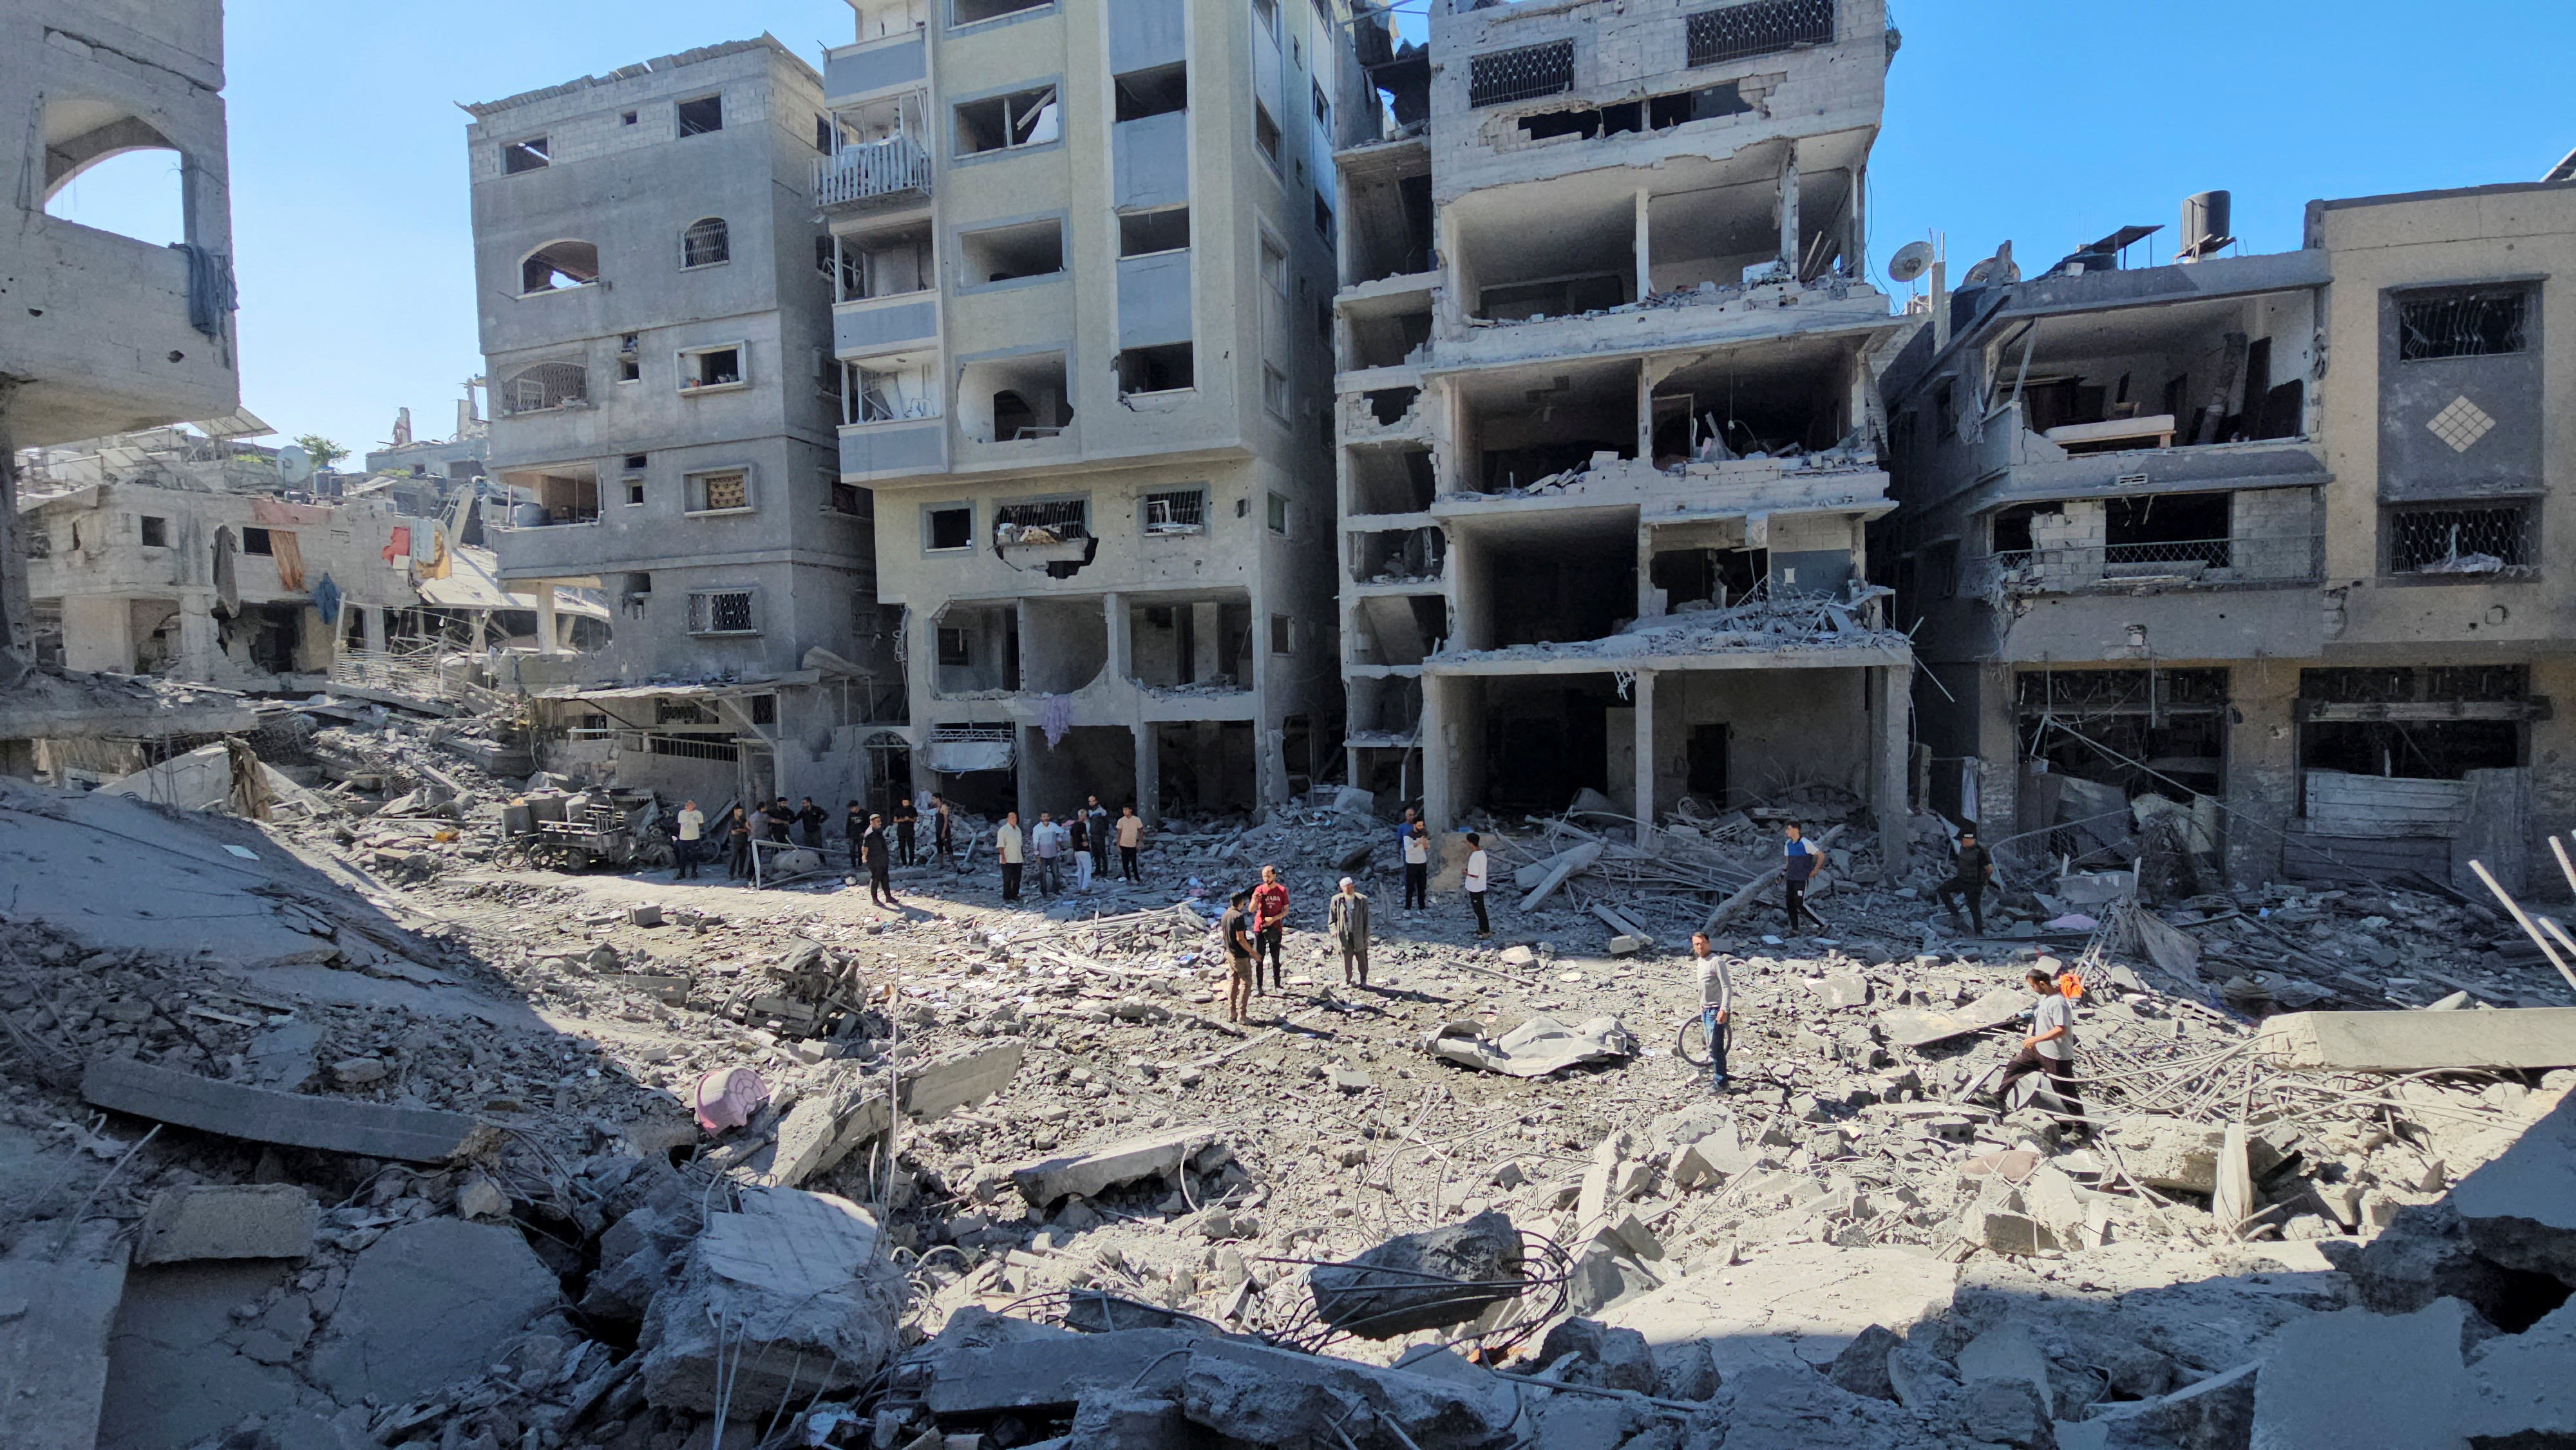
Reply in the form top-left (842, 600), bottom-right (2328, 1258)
top-left (674, 800), bottom-right (705, 880)
top-left (1032, 811), bottom-right (1066, 896)
top-left (1691, 931), bottom-right (1732, 1091)
top-left (1996, 967), bottom-right (2085, 1133)
top-left (995, 811), bottom-right (1026, 902)
top-left (1402, 823), bottom-right (1430, 911)
top-left (1463, 832), bottom-right (1491, 937)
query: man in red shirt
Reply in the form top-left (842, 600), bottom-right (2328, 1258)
top-left (1249, 865), bottom-right (1290, 995)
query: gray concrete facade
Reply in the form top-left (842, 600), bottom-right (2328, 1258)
top-left (1334, 0), bottom-right (1912, 867)
top-left (821, 0), bottom-right (1345, 823)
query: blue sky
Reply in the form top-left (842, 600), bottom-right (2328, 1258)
top-left (41, 1), bottom-right (2575, 458)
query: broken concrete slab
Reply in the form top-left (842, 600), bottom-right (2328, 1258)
top-left (2462, 1297), bottom-right (2576, 1447)
top-left (1309, 1210), bottom-right (1524, 1339)
top-left (922, 1326), bottom-right (1195, 1417)
top-left (1877, 986), bottom-right (2028, 1050)
top-left (133, 1183), bottom-right (316, 1265)
top-left (1421, 1013), bottom-right (1635, 1078)
top-left (1180, 1337), bottom-right (1514, 1450)
top-left (83, 1057), bottom-right (485, 1163)
top-left (2061, 1359), bottom-right (2257, 1450)
top-left (1716, 1362), bottom-right (1925, 1450)
top-left (1826, 1323), bottom-right (1902, 1400)
top-left (100, 1261), bottom-right (321, 1450)
top-left (1604, 1243), bottom-right (1955, 1386)
top-left (2251, 1298), bottom-right (2473, 1450)
top-left (1008, 1125), bottom-right (1218, 1208)
top-left (639, 1188), bottom-right (905, 1413)
top-left (2255, 1006), bottom-right (2576, 1072)
top-left (1066, 1389), bottom-right (1189, 1448)
top-left (308, 1219), bottom-right (564, 1404)
top-left (757, 1089), bottom-right (893, 1189)
top-left (2448, 1088), bottom-right (2576, 1285)
top-left (246, 1020), bottom-right (323, 1089)
top-left (1956, 1318), bottom-right (2055, 1417)
top-left (0, 1258), bottom-right (127, 1450)
top-left (902, 1040), bottom-right (1026, 1120)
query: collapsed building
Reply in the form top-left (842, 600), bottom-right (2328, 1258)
top-left (463, 38), bottom-right (898, 815)
top-left (817, 0), bottom-right (1345, 822)
top-left (360, 383), bottom-right (493, 487)
top-left (1332, 0), bottom-right (1913, 867)
top-left (1881, 176), bottom-right (2576, 892)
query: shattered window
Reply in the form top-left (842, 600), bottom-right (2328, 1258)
top-left (1468, 40), bottom-right (1575, 108)
top-left (954, 86), bottom-right (1060, 156)
top-left (2398, 288), bottom-right (2530, 361)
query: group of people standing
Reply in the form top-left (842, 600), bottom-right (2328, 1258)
top-left (1215, 865), bottom-right (1377, 1024)
top-left (990, 796), bottom-right (1147, 901)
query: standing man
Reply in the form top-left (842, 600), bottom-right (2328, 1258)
top-left (1401, 822), bottom-right (1430, 912)
top-left (1220, 889), bottom-right (1257, 1024)
top-left (893, 794), bottom-right (920, 867)
top-left (796, 797), bottom-right (827, 850)
top-left (1463, 833), bottom-right (1492, 937)
top-left (1690, 932), bottom-right (1732, 1091)
top-left (844, 800), bottom-right (867, 871)
top-left (1395, 807), bottom-right (1420, 869)
top-left (861, 813), bottom-right (898, 909)
top-left (1329, 876), bottom-right (1371, 988)
top-left (1032, 811), bottom-right (1065, 896)
top-left (1084, 795), bottom-right (1113, 885)
top-left (1935, 828), bottom-right (1994, 936)
top-left (1250, 865), bottom-right (1290, 993)
top-left (996, 811), bottom-right (1026, 901)
top-left (765, 796), bottom-right (796, 849)
top-left (933, 795), bottom-right (957, 872)
top-left (674, 799), bottom-right (705, 880)
top-left (1996, 967), bottom-right (2085, 1131)
top-left (724, 806), bottom-right (753, 880)
top-left (1781, 822), bottom-right (1826, 934)
top-left (1066, 810), bottom-right (1094, 893)
top-left (1116, 805), bottom-right (1144, 881)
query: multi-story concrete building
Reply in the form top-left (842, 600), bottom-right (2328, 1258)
top-left (465, 39), bottom-right (890, 811)
top-left (817, 0), bottom-right (1344, 822)
top-left (1332, 0), bottom-right (1913, 867)
top-left (1882, 174), bottom-right (2576, 893)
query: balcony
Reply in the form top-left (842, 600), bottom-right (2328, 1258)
top-left (815, 137), bottom-right (933, 211)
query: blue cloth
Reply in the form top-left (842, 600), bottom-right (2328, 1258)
top-left (1782, 837), bottom-right (1821, 882)
top-left (312, 573), bottom-right (341, 625)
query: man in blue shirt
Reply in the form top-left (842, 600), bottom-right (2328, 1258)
top-left (1781, 822), bottom-right (1825, 933)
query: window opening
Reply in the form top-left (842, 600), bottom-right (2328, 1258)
top-left (1254, 103), bottom-right (1282, 164)
top-left (1266, 491), bottom-right (1290, 535)
top-left (1142, 488), bottom-right (1208, 534)
top-left (2385, 501), bottom-right (2537, 575)
top-left (996, 498), bottom-right (1090, 542)
top-left (681, 217), bottom-right (730, 268)
top-left (690, 470), bottom-right (751, 513)
top-left (243, 527), bottom-right (274, 556)
top-left (1117, 344), bottom-right (1195, 395)
top-left (502, 361), bottom-right (587, 413)
top-left (954, 86), bottom-right (1061, 156)
top-left (955, 0), bottom-right (1049, 21)
top-left (1113, 64), bottom-right (1188, 121)
top-left (681, 346), bottom-right (743, 390)
top-left (1685, 0), bottom-right (1835, 67)
top-left (1119, 207), bottom-right (1191, 257)
top-left (958, 218), bottom-right (1064, 284)
top-left (138, 516), bottom-right (167, 548)
top-left (677, 95), bottom-right (724, 137)
top-left (927, 506), bottom-right (974, 550)
top-left (2398, 289), bottom-right (2530, 361)
top-left (1469, 40), bottom-right (1575, 109)
top-left (520, 241), bottom-right (598, 294)
top-left (502, 137), bottom-right (549, 173)
top-left (688, 589), bottom-right (757, 634)
top-left (1270, 614), bottom-right (1294, 653)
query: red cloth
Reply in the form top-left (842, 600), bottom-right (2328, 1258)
top-left (1251, 881), bottom-right (1289, 931)
top-left (380, 525), bottom-right (410, 563)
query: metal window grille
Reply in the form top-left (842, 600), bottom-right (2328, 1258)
top-left (618, 731), bottom-right (739, 762)
top-left (655, 699), bottom-right (718, 725)
top-left (1468, 40), bottom-right (1574, 108)
top-left (682, 218), bottom-right (731, 268)
top-left (502, 362), bottom-right (587, 413)
top-left (687, 590), bottom-right (758, 634)
top-left (694, 471), bottom-right (749, 511)
top-left (1142, 489), bottom-right (1207, 534)
top-left (2398, 290), bottom-right (2529, 361)
top-left (932, 723), bottom-right (1012, 744)
top-left (1686, 0), bottom-right (1835, 67)
top-left (995, 498), bottom-right (1090, 540)
top-left (2386, 502), bottom-right (2536, 574)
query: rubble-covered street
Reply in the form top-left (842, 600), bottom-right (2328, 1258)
top-left (5, 699), bottom-right (2575, 1450)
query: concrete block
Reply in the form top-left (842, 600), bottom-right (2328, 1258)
top-left (134, 1183), bottom-right (316, 1265)
top-left (1009, 1125), bottom-right (1218, 1208)
top-left (2255, 1006), bottom-right (2576, 1072)
top-left (83, 1057), bottom-right (483, 1163)
top-left (1817, 974), bottom-right (1871, 1008)
top-left (1827, 1323), bottom-right (1902, 1400)
top-left (1068, 1389), bottom-right (1188, 1449)
top-left (0, 1259), bottom-right (126, 1450)
top-left (2251, 1299), bottom-right (2471, 1450)
top-left (2450, 1087), bottom-right (2576, 1286)
top-left (924, 1327), bottom-right (1194, 1417)
top-left (2077, 1359), bottom-right (2257, 1450)
top-left (759, 1090), bottom-right (893, 1189)
top-left (641, 1189), bottom-right (904, 1413)
top-left (904, 1040), bottom-right (1026, 1120)
top-left (1180, 1337), bottom-right (1513, 1450)
top-left (1309, 1210), bottom-right (1524, 1339)
top-left (1965, 1209), bottom-right (2049, 1256)
top-left (1957, 1318), bottom-right (2054, 1416)
top-left (2462, 1297), bottom-right (2576, 1447)
top-left (627, 902), bottom-right (664, 927)
top-left (308, 1219), bottom-right (563, 1404)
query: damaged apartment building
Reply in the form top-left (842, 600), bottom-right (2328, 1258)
top-left (466, 38), bottom-right (895, 814)
top-left (1332, 0), bottom-right (1912, 865)
top-left (1881, 174), bottom-right (2576, 892)
top-left (820, 0), bottom-right (1343, 820)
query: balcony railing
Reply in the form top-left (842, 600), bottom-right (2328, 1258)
top-left (814, 138), bottom-right (932, 209)
top-left (1965, 534), bottom-right (2324, 596)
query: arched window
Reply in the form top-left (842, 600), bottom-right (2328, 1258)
top-left (520, 240), bottom-right (600, 294)
top-left (500, 361), bottom-right (589, 415)
top-left (681, 217), bottom-right (730, 269)
top-left (40, 99), bottom-right (187, 245)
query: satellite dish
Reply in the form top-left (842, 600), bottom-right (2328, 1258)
top-left (276, 444), bottom-right (314, 485)
top-left (1886, 240), bottom-right (1935, 285)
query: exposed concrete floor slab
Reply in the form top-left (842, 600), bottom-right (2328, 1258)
top-left (1601, 1242), bottom-right (1956, 1379)
top-left (307, 1219), bottom-right (563, 1404)
top-left (100, 1261), bottom-right (323, 1450)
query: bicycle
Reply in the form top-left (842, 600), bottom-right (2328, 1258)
top-left (1674, 1006), bottom-right (1727, 1068)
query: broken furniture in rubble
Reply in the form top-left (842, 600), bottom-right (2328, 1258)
top-left (719, 941), bottom-right (864, 1037)
top-left (499, 789), bottom-right (670, 872)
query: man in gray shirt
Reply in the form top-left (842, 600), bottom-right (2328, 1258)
top-left (1692, 931), bottom-right (1732, 1092)
top-left (1996, 967), bottom-right (2085, 1132)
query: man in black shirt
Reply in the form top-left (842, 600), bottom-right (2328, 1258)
top-left (764, 797), bottom-right (795, 846)
top-left (893, 796), bottom-right (919, 866)
top-left (844, 800), bottom-right (867, 870)
top-left (862, 812), bottom-right (898, 909)
top-left (932, 795), bottom-right (957, 872)
top-left (1936, 829), bottom-right (1996, 934)
top-left (796, 797), bottom-right (827, 849)
top-left (1220, 889), bottom-right (1256, 1024)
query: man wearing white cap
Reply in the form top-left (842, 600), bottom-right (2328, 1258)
top-left (1329, 875), bottom-right (1372, 987)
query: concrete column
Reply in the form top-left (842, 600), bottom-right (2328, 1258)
top-left (1873, 661), bottom-right (1913, 878)
top-left (535, 588), bottom-right (562, 654)
top-left (1633, 187), bottom-right (1652, 302)
top-left (176, 595), bottom-right (220, 681)
top-left (1846, 163), bottom-right (1868, 279)
top-left (1017, 724), bottom-right (1039, 825)
top-left (1133, 723), bottom-right (1160, 827)
top-left (0, 386), bottom-right (29, 670)
top-left (1422, 672), bottom-right (1453, 834)
top-left (1778, 151), bottom-right (1801, 274)
top-left (1103, 592), bottom-right (1130, 684)
top-left (2224, 661), bottom-right (2300, 888)
top-left (1633, 668), bottom-right (1658, 845)
top-left (471, 610), bottom-right (489, 652)
top-left (1634, 357), bottom-right (1654, 464)
top-left (1636, 526), bottom-right (1662, 621)
top-left (361, 605), bottom-right (386, 653)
